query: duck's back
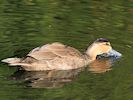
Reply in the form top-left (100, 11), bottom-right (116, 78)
top-left (27, 42), bottom-right (82, 60)
top-left (20, 42), bottom-right (86, 71)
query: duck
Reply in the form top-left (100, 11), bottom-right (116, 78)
top-left (1, 38), bottom-right (122, 71)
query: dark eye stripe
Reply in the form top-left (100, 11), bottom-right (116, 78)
top-left (95, 38), bottom-right (109, 43)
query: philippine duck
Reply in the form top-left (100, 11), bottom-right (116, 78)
top-left (1, 38), bottom-right (121, 71)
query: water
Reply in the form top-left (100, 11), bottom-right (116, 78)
top-left (0, 0), bottom-right (133, 100)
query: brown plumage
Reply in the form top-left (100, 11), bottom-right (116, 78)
top-left (2, 38), bottom-right (120, 71)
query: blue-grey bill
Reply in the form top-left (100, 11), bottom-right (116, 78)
top-left (107, 49), bottom-right (122, 59)
top-left (96, 49), bottom-right (122, 59)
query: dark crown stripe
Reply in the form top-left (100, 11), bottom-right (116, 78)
top-left (95, 38), bottom-right (109, 42)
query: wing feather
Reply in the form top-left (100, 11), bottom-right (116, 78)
top-left (27, 42), bottom-right (82, 61)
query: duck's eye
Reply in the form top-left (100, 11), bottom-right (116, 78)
top-left (105, 42), bottom-right (110, 45)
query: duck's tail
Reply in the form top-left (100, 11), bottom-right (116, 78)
top-left (1, 57), bottom-right (21, 64)
top-left (1, 57), bottom-right (32, 67)
top-left (2, 58), bottom-right (21, 65)
top-left (1, 58), bottom-right (34, 72)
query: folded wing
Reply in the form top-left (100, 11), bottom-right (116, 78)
top-left (27, 42), bottom-right (82, 61)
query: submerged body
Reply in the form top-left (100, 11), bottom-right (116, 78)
top-left (1, 38), bottom-right (122, 71)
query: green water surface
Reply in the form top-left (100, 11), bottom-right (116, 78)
top-left (0, 0), bottom-right (133, 100)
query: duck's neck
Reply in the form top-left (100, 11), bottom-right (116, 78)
top-left (85, 44), bottom-right (97, 61)
top-left (82, 54), bottom-right (93, 66)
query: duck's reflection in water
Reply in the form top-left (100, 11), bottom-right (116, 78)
top-left (10, 68), bottom-right (85, 88)
top-left (89, 58), bottom-right (116, 73)
top-left (9, 58), bottom-right (116, 88)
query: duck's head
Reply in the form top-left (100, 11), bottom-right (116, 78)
top-left (86, 38), bottom-right (122, 60)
